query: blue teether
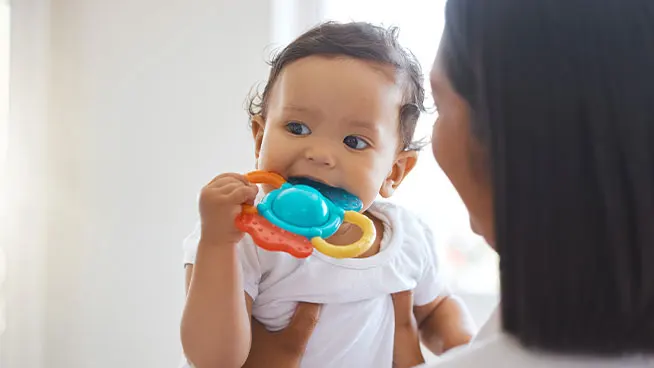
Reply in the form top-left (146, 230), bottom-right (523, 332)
top-left (287, 177), bottom-right (363, 212)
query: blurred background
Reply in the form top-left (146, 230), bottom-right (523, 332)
top-left (0, 0), bottom-right (498, 366)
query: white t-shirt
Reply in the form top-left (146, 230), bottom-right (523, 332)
top-left (422, 307), bottom-right (654, 368)
top-left (182, 200), bottom-right (449, 368)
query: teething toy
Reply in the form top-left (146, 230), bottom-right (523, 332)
top-left (234, 171), bottom-right (376, 259)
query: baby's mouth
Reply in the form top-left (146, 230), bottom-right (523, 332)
top-left (287, 176), bottom-right (349, 194)
top-left (287, 176), bottom-right (332, 188)
top-left (286, 176), bottom-right (363, 212)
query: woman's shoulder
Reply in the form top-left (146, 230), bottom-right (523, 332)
top-left (420, 334), bottom-right (654, 368)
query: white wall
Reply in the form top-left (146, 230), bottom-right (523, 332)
top-left (2, 0), bottom-right (51, 366)
top-left (4, 0), bottom-right (273, 367)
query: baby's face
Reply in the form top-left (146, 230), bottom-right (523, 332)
top-left (253, 55), bottom-right (411, 210)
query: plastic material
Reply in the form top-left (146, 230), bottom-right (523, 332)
top-left (258, 183), bottom-right (343, 239)
top-left (287, 177), bottom-right (363, 212)
top-left (235, 212), bottom-right (314, 258)
top-left (234, 171), bottom-right (375, 259)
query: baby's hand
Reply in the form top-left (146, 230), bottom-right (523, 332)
top-left (198, 173), bottom-right (259, 245)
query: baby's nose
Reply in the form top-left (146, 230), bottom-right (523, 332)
top-left (305, 145), bottom-right (336, 167)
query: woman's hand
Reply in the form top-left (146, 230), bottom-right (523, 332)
top-left (243, 302), bottom-right (322, 368)
top-left (242, 291), bottom-right (425, 368)
top-left (392, 290), bottom-right (426, 368)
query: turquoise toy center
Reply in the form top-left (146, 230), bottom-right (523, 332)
top-left (257, 182), bottom-right (347, 239)
top-left (271, 186), bottom-right (329, 228)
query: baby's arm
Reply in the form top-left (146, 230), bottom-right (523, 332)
top-left (411, 218), bottom-right (476, 355)
top-left (414, 295), bottom-right (476, 354)
top-left (182, 250), bottom-right (253, 368)
top-left (180, 173), bottom-right (259, 368)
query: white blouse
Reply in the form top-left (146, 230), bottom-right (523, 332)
top-left (420, 307), bottom-right (654, 368)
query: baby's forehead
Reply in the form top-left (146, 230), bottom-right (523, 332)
top-left (269, 56), bottom-right (405, 117)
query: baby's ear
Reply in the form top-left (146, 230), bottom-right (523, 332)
top-left (380, 150), bottom-right (418, 198)
top-left (251, 115), bottom-right (265, 162)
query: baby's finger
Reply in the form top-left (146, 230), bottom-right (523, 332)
top-left (216, 181), bottom-right (245, 196)
top-left (211, 175), bottom-right (255, 194)
top-left (227, 185), bottom-right (259, 204)
top-left (244, 183), bottom-right (258, 205)
top-left (206, 173), bottom-right (249, 187)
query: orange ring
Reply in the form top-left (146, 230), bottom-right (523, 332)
top-left (240, 171), bottom-right (286, 215)
top-left (244, 170), bottom-right (286, 188)
top-left (241, 204), bottom-right (258, 214)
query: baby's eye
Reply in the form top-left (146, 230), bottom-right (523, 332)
top-left (343, 135), bottom-right (370, 150)
top-left (285, 121), bottom-right (311, 136)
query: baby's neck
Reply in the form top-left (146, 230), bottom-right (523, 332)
top-left (326, 212), bottom-right (384, 258)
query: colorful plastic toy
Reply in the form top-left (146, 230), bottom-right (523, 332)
top-left (234, 171), bottom-right (375, 259)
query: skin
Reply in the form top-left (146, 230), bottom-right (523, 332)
top-left (185, 265), bottom-right (425, 368)
top-left (184, 266), bottom-right (322, 368)
top-left (251, 56), bottom-right (417, 255)
top-left (429, 52), bottom-right (495, 248)
top-left (181, 55), bottom-right (474, 368)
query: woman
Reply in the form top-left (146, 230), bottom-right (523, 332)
top-left (247, 0), bottom-right (654, 366)
top-left (425, 0), bottom-right (654, 366)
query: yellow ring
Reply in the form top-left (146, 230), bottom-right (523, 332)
top-left (311, 211), bottom-right (376, 259)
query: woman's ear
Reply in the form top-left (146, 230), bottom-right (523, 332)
top-left (251, 115), bottom-right (265, 162)
top-left (380, 150), bottom-right (418, 198)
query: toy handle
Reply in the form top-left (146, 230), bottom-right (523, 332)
top-left (244, 170), bottom-right (286, 188)
top-left (241, 171), bottom-right (286, 213)
top-left (310, 211), bottom-right (376, 259)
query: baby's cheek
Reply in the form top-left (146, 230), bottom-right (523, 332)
top-left (257, 152), bottom-right (284, 173)
top-left (340, 165), bottom-right (384, 207)
top-left (357, 189), bottom-right (382, 212)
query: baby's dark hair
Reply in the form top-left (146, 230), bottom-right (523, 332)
top-left (247, 21), bottom-right (427, 151)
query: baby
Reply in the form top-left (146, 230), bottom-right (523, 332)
top-left (181, 21), bottom-right (474, 368)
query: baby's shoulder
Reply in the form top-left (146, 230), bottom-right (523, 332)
top-left (371, 201), bottom-right (437, 257)
top-left (372, 200), bottom-right (434, 236)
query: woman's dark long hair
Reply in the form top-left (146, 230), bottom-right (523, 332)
top-left (443, 0), bottom-right (654, 354)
